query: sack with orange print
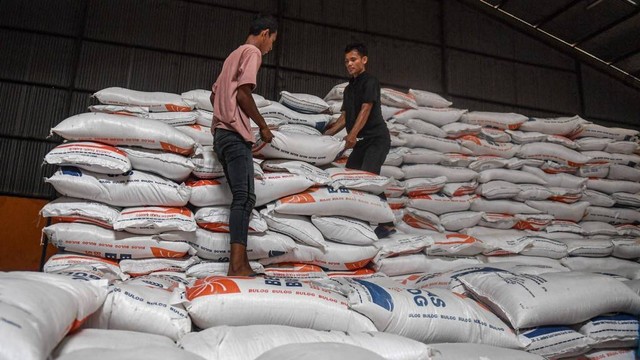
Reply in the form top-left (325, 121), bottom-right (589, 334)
top-left (45, 141), bottom-right (131, 174)
top-left (195, 207), bottom-right (267, 233)
top-left (189, 229), bottom-right (296, 261)
top-left (274, 187), bottom-right (394, 224)
top-left (40, 197), bottom-right (121, 229)
top-left (184, 276), bottom-right (376, 331)
top-left (426, 232), bottom-right (485, 256)
top-left (118, 147), bottom-right (195, 182)
top-left (114, 206), bottom-right (196, 234)
top-left (259, 241), bottom-right (378, 271)
top-left (262, 263), bottom-right (327, 279)
top-left (51, 113), bottom-right (199, 156)
top-left (326, 167), bottom-right (391, 194)
top-left (94, 87), bottom-right (195, 112)
top-left (175, 124), bottom-right (213, 146)
top-left (43, 222), bottom-right (193, 260)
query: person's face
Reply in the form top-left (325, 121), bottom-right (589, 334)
top-left (344, 50), bottom-right (367, 77)
top-left (258, 29), bottom-right (277, 55)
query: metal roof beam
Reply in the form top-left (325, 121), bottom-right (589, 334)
top-left (574, 9), bottom-right (640, 46)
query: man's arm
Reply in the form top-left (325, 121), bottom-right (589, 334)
top-left (323, 112), bottom-right (346, 136)
top-left (236, 84), bottom-right (273, 143)
top-left (344, 103), bottom-right (373, 149)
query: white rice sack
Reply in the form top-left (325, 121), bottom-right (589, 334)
top-left (326, 100), bottom-right (342, 114)
top-left (56, 347), bottom-right (204, 360)
top-left (394, 107), bottom-right (466, 127)
top-left (326, 167), bottom-right (390, 194)
top-left (442, 181), bottom-right (478, 197)
top-left (277, 123), bottom-right (323, 136)
top-left (185, 276), bottom-right (376, 331)
top-left (51, 113), bottom-right (198, 155)
top-left (580, 221), bottom-right (620, 236)
top-left (40, 197), bottom-right (120, 229)
top-left (579, 314), bottom-right (639, 349)
top-left (475, 181), bottom-right (521, 200)
top-left (521, 165), bottom-right (588, 188)
top-left (187, 173), bottom-right (314, 207)
top-left (260, 206), bottom-right (326, 249)
top-left (193, 109), bottom-right (213, 126)
top-left (275, 187), bottom-right (394, 223)
top-left (380, 88), bottom-right (417, 109)
top-left (43, 253), bottom-right (128, 281)
top-left (259, 241), bottom-right (379, 271)
top-left (194, 207), bottom-right (267, 233)
top-left (587, 178), bottom-right (640, 195)
top-left (384, 147), bottom-right (408, 167)
top-left (402, 164), bottom-right (478, 182)
top-left (45, 167), bottom-right (190, 207)
top-left (560, 257), bottom-right (640, 280)
top-left (577, 137), bottom-right (614, 151)
top-left (373, 233), bottom-right (434, 262)
top-left (440, 211), bottom-right (483, 231)
top-left (519, 115), bottom-right (586, 136)
top-left (519, 326), bottom-right (592, 359)
top-left (94, 87), bottom-right (195, 112)
top-left (403, 177), bottom-right (447, 197)
top-left (573, 123), bottom-right (639, 141)
top-left (114, 206), bottom-right (196, 234)
top-left (472, 199), bottom-right (542, 215)
top-left (441, 123), bottom-right (482, 138)
top-left (261, 159), bottom-right (330, 185)
top-left (43, 222), bottom-right (193, 260)
top-left (89, 104), bottom-right (150, 116)
top-left (513, 214), bottom-right (555, 231)
top-left (612, 238), bottom-right (640, 259)
top-left (408, 88), bottom-right (452, 108)
top-left (560, 238), bottom-right (614, 257)
top-left (582, 151), bottom-right (640, 166)
top-left (427, 233), bottom-right (485, 256)
top-left (465, 228), bottom-right (546, 256)
top-left (616, 224), bottom-right (640, 236)
top-left (573, 349), bottom-right (637, 359)
top-left (547, 134), bottom-right (579, 149)
top-left (612, 192), bottom-right (640, 207)
top-left (478, 168), bottom-right (547, 185)
top-left (439, 153), bottom-right (477, 167)
top-left (175, 124), bottom-right (213, 146)
top-left (505, 158), bottom-right (545, 170)
top-left (402, 207), bottom-right (444, 232)
top-left (0, 272), bottom-right (107, 360)
top-left (583, 206), bottom-right (640, 224)
top-left (480, 127), bottom-right (512, 142)
top-left (429, 343), bottom-right (544, 360)
top-left (608, 164), bottom-right (640, 181)
top-left (402, 148), bottom-right (445, 164)
top-left (380, 165), bottom-right (405, 180)
top-left (180, 89), bottom-right (212, 111)
top-left (385, 180), bottom-right (406, 198)
top-left (461, 111), bottom-right (528, 130)
top-left (311, 215), bottom-right (377, 246)
top-left (118, 147), bottom-right (195, 182)
top-left (408, 194), bottom-right (474, 215)
top-left (145, 111), bottom-right (198, 126)
top-left (402, 119), bottom-right (445, 137)
top-left (458, 270), bottom-right (640, 330)
top-left (324, 82), bottom-right (347, 101)
top-left (540, 160), bottom-right (579, 174)
top-left (468, 156), bottom-right (510, 172)
top-left (85, 283), bottom-right (190, 340)
top-left (372, 254), bottom-right (481, 276)
top-left (526, 200), bottom-right (589, 222)
top-left (52, 329), bottom-right (177, 358)
top-left (279, 91), bottom-right (329, 114)
top-left (340, 278), bottom-right (521, 347)
top-left (254, 131), bottom-right (344, 166)
top-left (179, 324), bottom-right (431, 360)
top-left (459, 135), bottom-right (520, 158)
top-left (260, 263), bottom-right (328, 280)
top-left (518, 142), bottom-right (592, 166)
top-left (190, 146), bottom-right (224, 179)
top-left (505, 130), bottom-right (548, 144)
top-left (478, 213), bottom-right (519, 230)
top-left (255, 342), bottom-right (386, 360)
top-left (45, 142), bottom-right (131, 175)
top-left (186, 261), bottom-right (264, 278)
top-left (545, 220), bottom-right (585, 234)
top-left (189, 228), bottom-right (296, 261)
top-left (399, 133), bottom-right (471, 154)
top-left (118, 256), bottom-right (199, 277)
top-left (577, 162), bottom-right (610, 178)
top-left (605, 141), bottom-right (639, 155)
top-left (583, 190), bottom-right (616, 207)
top-left (259, 102), bottom-right (331, 130)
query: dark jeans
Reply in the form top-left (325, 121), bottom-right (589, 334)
top-left (214, 128), bottom-right (256, 246)
top-left (346, 133), bottom-right (393, 227)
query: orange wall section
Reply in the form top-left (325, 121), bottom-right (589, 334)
top-left (0, 196), bottom-right (56, 271)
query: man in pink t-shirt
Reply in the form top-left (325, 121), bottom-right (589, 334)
top-left (210, 14), bottom-right (277, 276)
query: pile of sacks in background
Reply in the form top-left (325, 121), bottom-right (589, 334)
top-left (4, 83), bottom-right (640, 360)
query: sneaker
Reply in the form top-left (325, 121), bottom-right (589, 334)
top-left (374, 225), bottom-right (396, 239)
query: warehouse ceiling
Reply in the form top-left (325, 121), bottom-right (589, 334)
top-left (461, 0), bottom-right (640, 90)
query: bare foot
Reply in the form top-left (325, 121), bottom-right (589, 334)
top-left (227, 243), bottom-right (254, 276)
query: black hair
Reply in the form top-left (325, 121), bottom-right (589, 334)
top-left (249, 14), bottom-right (278, 36)
top-left (344, 42), bottom-right (367, 57)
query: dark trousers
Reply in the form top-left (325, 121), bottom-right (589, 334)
top-left (214, 128), bottom-right (256, 246)
top-left (346, 133), bottom-right (393, 226)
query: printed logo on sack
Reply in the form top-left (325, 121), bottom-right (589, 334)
top-left (279, 191), bottom-right (316, 204)
top-left (354, 279), bottom-right (394, 312)
top-left (160, 141), bottom-right (191, 155)
top-left (61, 166), bottom-right (82, 177)
top-left (150, 247), bottom-right (185, 258)
top-left (186, 277), bottom-right (241, 300)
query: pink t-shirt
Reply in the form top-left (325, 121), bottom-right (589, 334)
top-left (212, 44), bottom-right (262, 143)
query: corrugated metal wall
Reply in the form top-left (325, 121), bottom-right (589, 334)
top-left (1, 0), bottom-right (639, 198)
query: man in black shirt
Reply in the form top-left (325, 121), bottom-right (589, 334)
top-left (324, 42), bottom-right (395, 238)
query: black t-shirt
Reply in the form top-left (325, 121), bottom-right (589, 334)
top-left (341, 72), bottom-right (389, 138)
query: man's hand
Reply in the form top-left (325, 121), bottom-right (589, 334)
top-left (324, 122), bottom-right (338, 136)
top-left (260, 127), bottom-right (274, 143)
top-left (344, 134), bottom-right (357, 149)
